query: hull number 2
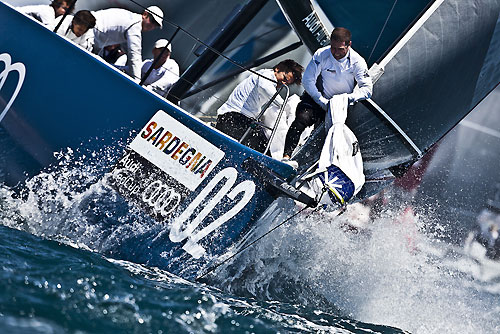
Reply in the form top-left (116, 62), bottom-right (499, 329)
top-left (112, 154), bottom-right (255, 259)
top-left (170, 167), bottom-right (255, 258)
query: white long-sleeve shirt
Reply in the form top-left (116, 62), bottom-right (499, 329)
top-left (141, 58), bottom-right (180, 95)
top-left (303, 46), bottom-right (372, 110)
top-left (50, 15), bottom-right (95, 51)
top-left (217, 69), bottom-right (282, 123)
top-left (92, 8), bottom-right (143, 80)
top-left (18, 4), bottom-right (56, 25)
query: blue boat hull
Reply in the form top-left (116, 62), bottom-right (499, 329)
top-left (0, 3), bottom-right (295, 279)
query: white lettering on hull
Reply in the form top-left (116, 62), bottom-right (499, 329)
top-left (0, 53), bottom-right (26, 123)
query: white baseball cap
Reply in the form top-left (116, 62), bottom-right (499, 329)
top-left (146, 6), bottom-right (163, 28)
top-left (154, 39), bottom-right (172, 52)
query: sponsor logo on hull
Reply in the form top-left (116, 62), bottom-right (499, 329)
top-left (0, 53), bottom-right (26, 122)
top-left (130, 111), bottom-right (225, 191)
top-left (112, 111), bottom-right (257, 259)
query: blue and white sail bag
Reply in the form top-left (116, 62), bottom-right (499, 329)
top-left (301, 94), bottom-right (365, 206)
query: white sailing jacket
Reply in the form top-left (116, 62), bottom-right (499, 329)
top-left (303, 46), bottom-right (372, 110)
top-left (217, 69), bottom-right (283, 124)
top-left (93, 8), bottom-right (143, 80)
top-left (50, 15), bottom-right (95, 51)
top-left (141, 58), bottom-right (180, 95)
top-left (18, 5), bottom-right (56, 25)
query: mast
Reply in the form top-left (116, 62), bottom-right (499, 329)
top-left (275, 0), bottom-right (330, 53)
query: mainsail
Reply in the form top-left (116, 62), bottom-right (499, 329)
top-left (276, 0), bottom-right (500, 197)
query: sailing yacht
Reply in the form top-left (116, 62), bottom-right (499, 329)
top-left (2, 0), bottom-right (500, 279)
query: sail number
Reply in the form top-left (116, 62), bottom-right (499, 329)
top-left (170, 167), bottom-right (255, 258)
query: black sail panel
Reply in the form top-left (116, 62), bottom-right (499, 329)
top-left (314, 0), bottom-right (433, 65)
top-left (276, 0), bottom-right (500, 197)
top-left (348, 0), bottom-right (500, 169)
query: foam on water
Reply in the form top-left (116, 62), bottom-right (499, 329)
top-left (215, 197), bottom-right (500, 334)
top-left (0, 145), bottom-right (154, 255)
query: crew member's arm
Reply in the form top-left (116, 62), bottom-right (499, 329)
top-left (148, 61), bottom-right (180, 94)
top-left (347, 58), bottom-right (373, 103)
top-left (302, 50), bottom-right (329, 110)
top-left (125, 22), bottom-right (143, 80)
top-left (259, 75), bottom-right (284, 109)
top-left (18, 5), bottom-right (54, 25)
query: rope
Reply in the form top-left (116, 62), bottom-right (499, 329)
top-left (223, 25), bottom-right (289, 54)
top-left (367, 0), bottom-right (398, 64)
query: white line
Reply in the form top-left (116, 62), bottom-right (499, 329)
top-left (311, 0), bottom-right (334, 33)
top-left (460, 119), bottom-right (500, 139)
top-left (379, 0), bottom-right (446, 68)
top-left (365, 98), bottom-right (423, 157)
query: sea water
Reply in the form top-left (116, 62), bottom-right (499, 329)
top-left (1, 151), bottom-right (499, 333)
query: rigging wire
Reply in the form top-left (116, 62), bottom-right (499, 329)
top-left (126, 0), bottom-right (279, 86)
top-left (367, 0), bottom-right (398, 64)
top-left (223, 25), bottom-right (289, 54)
top-left (195, 204), bottom-right (314, 282)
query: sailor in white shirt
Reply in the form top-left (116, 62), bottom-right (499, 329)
top-left (141, 39), bottom-right (180, 96)
top-left (92, 6), bottom-right (164, 81)
top-left (18, 0), bottom-right (73, 26)
top-left (215, 59), bottom-right (304, 153)
top-left (283, 27), bottom-right (373, 159)
top-left (51, 10), bottom-right (96, 51)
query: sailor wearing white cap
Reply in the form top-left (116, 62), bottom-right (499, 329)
top-left (92, 6), bottom-right (164, 80)
top-left (145, 6), bottom-right (163, 29)
top-left (141, 39), bottom-right (179, 95)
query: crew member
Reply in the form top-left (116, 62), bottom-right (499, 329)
top-left (51, 10), bottom-right (96, 51)
top-left (215, 59), bottom-right (303, 153)
top-left (141, 39), bottom-right (180, 95)
top-left (283, 27), bottom-right (372, 160)
top-left (18, 0), bottom-right (73, 25)
top-left (92, 6), bottom-right (164, 80)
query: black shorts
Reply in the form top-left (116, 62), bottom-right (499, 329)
top-left (215, 112), bottom-right (268, 153)
top-left (296, 92), bottom-right (326, 128)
